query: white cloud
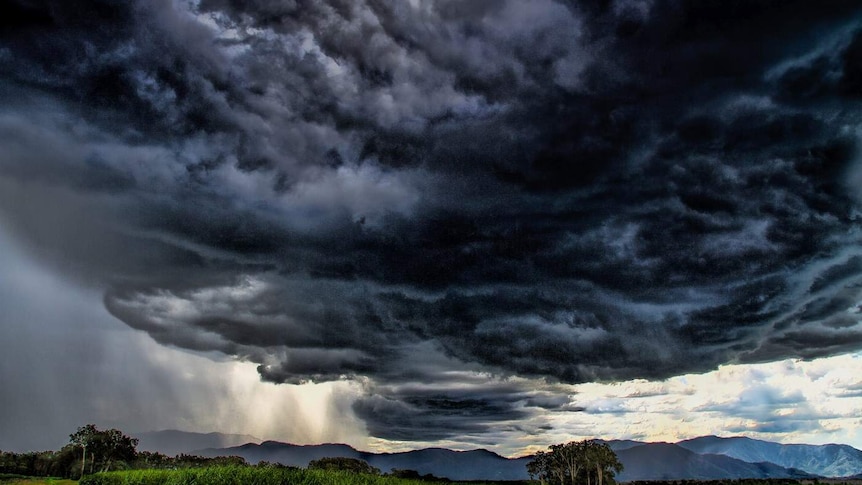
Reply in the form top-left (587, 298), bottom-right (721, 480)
top-left (538, 354), bottom-right (862, 454)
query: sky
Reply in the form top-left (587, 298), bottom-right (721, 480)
top-left (3, 0), bottom-right (862, 457)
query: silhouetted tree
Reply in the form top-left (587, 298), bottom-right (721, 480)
top-left (388, 468), bottom-right (450, 481)
top-left (527, 439), bottom-right (623, 485)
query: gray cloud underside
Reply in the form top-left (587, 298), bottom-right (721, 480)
top-left (3, 0), bottom-right (862, 441)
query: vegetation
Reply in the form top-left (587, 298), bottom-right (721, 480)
top-left (1, 425), bottom-right (247, 480)
top-left (527, 440), bottom-right (623, 485)
top-left (626, 481), bottom-right (848, 485)
top-left (387, 469), bottom-right (449, 481)
top-left (69, 425), bottom-right (138, 477)
top-left (76, 466), bottom-right (510, 485)
top-left (0, 448), bottom-right (80, 479)
top-left (0, 480), bottom-right (77, 485)
top-left (308, 457), bottom-right (381, 474)
top-left (0, 474), bottom-right (77, 485)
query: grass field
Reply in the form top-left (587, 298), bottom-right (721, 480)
top-left (76, 466), bottom-right (510, 485)
top-left (0, 477), bottom-right (77, 485)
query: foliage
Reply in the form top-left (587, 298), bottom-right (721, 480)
top-left (0, 447), bottom-right (78, 479)
top-left (69, 424), bottom-right (139, 475)
top-left (0, 478), bottom-right (77, 485)
top-left (624, 480), bottom-right (809, 485)
top-left (308, 457), bottom-right (381, 475)
top-left (526, 440), bottom-right (623, 485)
top-left (387, 469), bottom-right (449, 481)
top-left (1, 424), bottom-right (253, 480)
top-left (133, 453), bottom-right (247, 469)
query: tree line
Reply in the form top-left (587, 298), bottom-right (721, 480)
top-left (0, 424), bottom-right (248, 479)
top-left (305, 457), bottom-right (449, 481)
top-left (1, 424), bottom-right (451, 481)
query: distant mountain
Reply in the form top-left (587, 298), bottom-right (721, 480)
top-left (370, 448), bottom-right (532, 481)
top-left (677, 436), bottom-right (862, 477)
top-left (195, 441), bottom-right (532, 481)
top-left (189, 434), bottom-right (862, 481)
top-left (134, 430), bottom-right (261, 456)
top-left (605, 439), bottom-right (647, 452)
top-left (195, 440), bottom-right (815, 482)
top-left (616, 443), bottom-right (814, 481)
top-left (199, 442), bottom-right (363, 468)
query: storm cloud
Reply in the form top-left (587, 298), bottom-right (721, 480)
top-left (3, 0), bottom-right (862, 442)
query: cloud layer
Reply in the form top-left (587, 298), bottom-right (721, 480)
top-left (3, 0), bottom-right (862, 443)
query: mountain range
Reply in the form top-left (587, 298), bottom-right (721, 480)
top-left (611, 442), bottom-right (813, 482)
top-left (676, 435), bottom-right (862, 478)
top-left (196, 441), bottom-right (532, 481)
top-left (144, 431), bottom-right (862, 481)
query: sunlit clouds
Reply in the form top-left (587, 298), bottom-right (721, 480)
top-left (568, 354), bottom-right (862, 450)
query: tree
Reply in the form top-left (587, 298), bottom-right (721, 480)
top-left (558, 441), bottom-right (587, 485)
top-left (388, 468), bottom-right (449, 481)
top-left (526, 439), bottom-right (623, 485)
top-left (307, 457), bottom-right (380, 475)
top-left (69, 424), bottom-right (138, 477)
top-left (586, 441), bottom-right (623, 485)
top-left (527, 450), bottom-right (552, 485)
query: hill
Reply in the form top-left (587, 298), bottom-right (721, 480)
top-left (605, 439), bottom-right (647, 452)
top-left (136, 431), bottom-right (862, 482)
top-left (194, 440), bottom-right (814, 481)
top-left (616, 442), bottom-right (814, 481)
top-left (195, 442), bottom-right (532, 481)
top-left (678, 436), bottom-right (862, 477)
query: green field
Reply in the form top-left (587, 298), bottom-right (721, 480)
top-left (11, 470), bottom-right (862, 485)
top-left (0, 475), bottom-right (77, 485)
top-left (75, 466), bottom-right (510, 485)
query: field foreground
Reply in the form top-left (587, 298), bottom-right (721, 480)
top-left (0, 476), bottom-right (77, 485)
top-left (76, 466), bottom-right (524, 485)
top-left (9, 469), bottom-right (862, 485)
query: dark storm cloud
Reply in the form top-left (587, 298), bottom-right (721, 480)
top-left (4, 0), bottom-right (862, 441)
top-left (353, 387), bottom-right (532, 441)
top-left (352, 371), bottom-right (575, 441)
